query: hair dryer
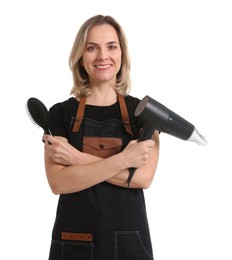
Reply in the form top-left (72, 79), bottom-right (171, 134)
top-left (135, 95), bottom-right (207, 144)
top-left (127, 95), bottom-right (207, 184)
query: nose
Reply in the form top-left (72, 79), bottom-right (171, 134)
top-left (97, 48), bottom-right (108, 60)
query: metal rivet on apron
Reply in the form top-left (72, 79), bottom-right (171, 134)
top-left (99, 144), bottom-right (104, 149)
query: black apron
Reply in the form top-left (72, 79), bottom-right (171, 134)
top-left (48, 95), bottom-right (154, 260)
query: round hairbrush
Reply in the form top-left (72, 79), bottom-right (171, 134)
top-left (26, 97), bottom-right (52, 135)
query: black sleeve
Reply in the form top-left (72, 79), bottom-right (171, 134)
top-left (48, 103), bottom-right (67, 138)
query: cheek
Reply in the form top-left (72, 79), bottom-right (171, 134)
top-left (82, 52), bottom-right (93, 65)
top-left (82, 57), bottom-right (93, 73)
top-left (116, 57), bottom-right (122, 72)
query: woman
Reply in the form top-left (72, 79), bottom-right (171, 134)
top-left (43, 15), bottom-right (159, 260)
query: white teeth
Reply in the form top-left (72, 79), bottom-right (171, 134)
top-left (96, 65), bottom-right (110, 69)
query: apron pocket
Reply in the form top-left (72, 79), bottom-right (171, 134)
top-left (49, 240), bottom-right (94, 260)
top-left (83, 136), bottom-right (122, 158)
top-left (114, 231), bottom-right (153, 260)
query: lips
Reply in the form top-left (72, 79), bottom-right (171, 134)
top-left (95, 64), bottom-right (111, 69)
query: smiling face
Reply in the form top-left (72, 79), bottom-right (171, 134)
top-left (82, 24), bottom-right (122, 86)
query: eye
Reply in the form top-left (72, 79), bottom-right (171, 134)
top-left (86, 45), bottom-right (97, 52)
top-left (108, 45), bottom-right (117, 50)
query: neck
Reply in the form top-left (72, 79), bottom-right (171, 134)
top-left (86, 87), bottom-right (118, 106)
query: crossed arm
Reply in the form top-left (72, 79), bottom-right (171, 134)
top-left (43, 131), bottom-right (159, 194)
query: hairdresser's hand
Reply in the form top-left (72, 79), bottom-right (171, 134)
top-left (43, 135), bottom-right (81, 166)
top-left (43, 135), bottom-right (102, 166)
top-left (121, 139), bottom-right (155, 169)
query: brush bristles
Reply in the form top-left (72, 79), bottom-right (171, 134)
top-left (25, 104), bottom-right (41, 128)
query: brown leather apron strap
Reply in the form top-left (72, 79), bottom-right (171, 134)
top-left (72, 94), bottom-right (134, 136)
top-left (118, 94), bottom-right (134, 136)
top-left (72, 95), bottom-right (86, 132)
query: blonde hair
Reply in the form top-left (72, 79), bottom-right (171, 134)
top-left (69, 15), bottom-right (131, 97)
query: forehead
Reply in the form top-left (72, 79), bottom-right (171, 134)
top-left (86, 24), bottom-right (119, 43)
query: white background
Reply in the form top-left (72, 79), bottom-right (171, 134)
top-left (0, 0), bottom-right (231, 259)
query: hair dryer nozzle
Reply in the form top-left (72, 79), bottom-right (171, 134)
top-left (188, 128), bottom-right (208, 146)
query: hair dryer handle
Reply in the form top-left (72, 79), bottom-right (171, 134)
top-left (139, 126), bottom-right (156, 141)
top-left (127, 167), bottom-right (136, 185)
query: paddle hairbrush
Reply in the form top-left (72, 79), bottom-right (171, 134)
top-left (26, 97), bottom-right (52, 135)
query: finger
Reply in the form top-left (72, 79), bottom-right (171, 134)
top-left (45, 135), bottom-right (56, 145)
top-left (43, 139), bottom-right (52, 145)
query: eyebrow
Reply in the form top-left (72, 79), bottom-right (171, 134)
top-left (86, 41), bottom-right (119, 46)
